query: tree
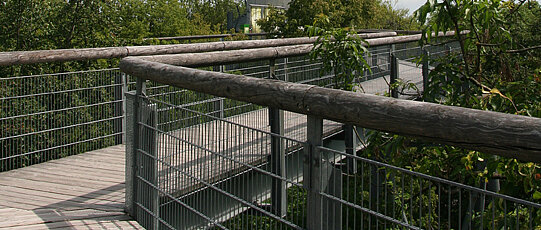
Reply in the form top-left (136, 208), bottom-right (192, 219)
top-left (363, 0), bottom-right (541, 214)
top-left (257, 0), bottom-right (419, 38)
top-left (308, 24), bottom-right (370, 91)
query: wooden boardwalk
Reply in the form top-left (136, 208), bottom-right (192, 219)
top-left (0, 145), bottom-right (142, 229)
top-left (0, 62), bottom-right (423, 229)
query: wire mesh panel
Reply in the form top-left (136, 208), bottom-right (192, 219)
top-left (0, 68), bottom-right (125, 171)
top-left (132, 88), bottom-right (314, 229)
top-left (316, 145), bottom-right (541, 230)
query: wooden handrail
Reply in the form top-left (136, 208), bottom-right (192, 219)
top-left (136, 31), bottom-right (458, 67)
top-left (120, 56), bottom-right (541, 163)
top-left (0, 32), bottom-right (397, 66)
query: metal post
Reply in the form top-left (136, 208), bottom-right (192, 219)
top-left (269, 107), bottom-right (286, 217)
top-left (114, 72), bottom-right (123, 144)
top-left (122, 73), bottom-right (128, 143)
top-left (422, 49), bottom-right (430, 97)
top-left (213, 62), bottom-right (225, 119)
top-left (390, 54), bottom-right (399, 98)
top-left (140, 99), bottom-right (159, 230)
top-left (305, 115), bottom-right (323, 230)
top-left (268, 58), bottom-right (286, 216)
top-left (344, 124), bottom-right (357, 174)
top-left (126, 78), bottom-right (146, 218)
top-left (284, 57), bottom-right (289, 82)
top-left (269, 59), bottom-right (277, 80)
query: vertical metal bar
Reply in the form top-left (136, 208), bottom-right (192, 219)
top-left (141, 101), bottom-right (159, 230)
top-left (305, 115), bottom-right (323, 230)
top-left (269, 107), bottom-right (286, 217)
top-left (371, 53), bottom-right (378, 80)
top-left (213, 39), bottom-right (225, 119)
top-left (122, 72), bottom-right (128, 144)
top-left (269, 57), bottom-right (286, 217)
top-left (422, 48), bottom-right (429, 97)
top-left (126, 78), bottom-right (146, 219)
top-left (344, 124), bottom-right (357, 174)
top-left (390, 54), bottom-right (399, 98)
top-left (284, 57), bottom-right (289, 82)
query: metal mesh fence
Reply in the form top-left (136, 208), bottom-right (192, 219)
top-left (317, 145), bottom-right (541, 229)
top-left (0, 68), bottom-right (125, 171)
top-left (133, 91), bottom-right (315, 229)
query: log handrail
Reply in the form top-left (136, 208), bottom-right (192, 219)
top-left (137, 32), bottom-right (458, 67)
top-left (120, 56), bottom-right (541, 163)
top-left (0, 32), bottom-right (397, 66)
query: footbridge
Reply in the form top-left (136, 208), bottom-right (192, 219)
top-left (1, 32), bottom-right (540, 229)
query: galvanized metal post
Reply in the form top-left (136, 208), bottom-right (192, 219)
top-left (422, 49), bottom-right (430, 97)
top-left (344, 124), bottom-right (357, 174)
top-left (140, 100), bottom-right (159, 230)
top-left (284, 57), bottom-right (289, 82)
top-left (269, 107), bottom-right (286, 217)
top-left (126, 78), bottom-right (146, 218)
top-left (390, 54), bottom-right (399, 98)
top-left (388, 44), bottom-right (395, 72)
top-left (213, 61), bottom-right (225, 119)
top-left (269, 58), bottom-right (286, 217)
top-left (269, 58), bottom-right (277, 80)
top-left (114, 72), bottom-right (123, 145)
top-left (122, 73), bottom-right (128, 143)
top-left (305, 115), bottom-right (323, 230)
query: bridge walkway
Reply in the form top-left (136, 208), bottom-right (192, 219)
top-left (0, 145), bottom-right (142, 229)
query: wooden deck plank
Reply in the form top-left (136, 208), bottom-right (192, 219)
top-left (19, 162), bottom-right (126, 180)
top-left (0, 171), bottom-right (122, 189)
top-left (0, 177), bottom-right (125, 198)
top-left (0, 145), bottom-right (142, 229)
top-left (0, 185), bottom-right (124, 206)
top-left (0, 190), bottom-right (124, 212)
top-left (12, 165), bottom-right (125, 183)
top-left (0, 208), bottom-right (126, 228)
top-left (46, 160), bottom-right (125, 173)
top-left (4, 215), bottom-right (138, 230)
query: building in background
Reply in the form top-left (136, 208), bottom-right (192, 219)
top-left (228, 0), bottom-right (290, 33)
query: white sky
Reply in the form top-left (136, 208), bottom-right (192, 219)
top-left (392, 0), bottom-right (427, 14)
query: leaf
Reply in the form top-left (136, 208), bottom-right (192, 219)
top-left (490, 88), bottom-right (501, 94)
top-left (533, 191), bottom-right (541, 200)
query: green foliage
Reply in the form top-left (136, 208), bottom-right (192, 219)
top-left (257, 0), bottom-right (419, 38)
top-left (356, 0), bottom-right (541, 227)
top-left (361, 0), bottom-right (541, 218)
top-left (307, 25), bottom-right (370, 91)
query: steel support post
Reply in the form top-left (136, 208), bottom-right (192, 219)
top-left (212, 64), bottom-right (225, 119)
top-left (344, 124), bottom-right (357, 174)
top-left (114, 72), bottom-right (124, 144)
top-left (140, 99), bottom-right (159, 230)
top-left (269, 107), bottom-right (286, 217)
top-left (268, 58), bottom-right (286, 216)
top-left (122, 73), bottom-right (128, 143)
top-left (305, 116), bottom-right (323, 230)
top-left (390, 54), bottom-right (399, 98)
top-left (422, 49), bottom-right (430, 97)
top-left (284, 57), bottom-right (289, 82)
top-left (371, 52), bottom-right (378, 79)
top-left (126, 78), bottom-right (146, 218)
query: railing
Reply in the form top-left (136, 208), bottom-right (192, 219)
top-left (0, 31), bottom-right (399, 172)
top-left (120, 33), bottom-right (541, 229)
top-left (0, 69), bottom-right (126, 171)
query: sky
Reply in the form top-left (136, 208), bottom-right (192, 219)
top-left (393, 0), bottom-right (427, 14)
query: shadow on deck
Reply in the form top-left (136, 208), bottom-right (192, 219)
top-left (0, 145), bottom-right (143, 229)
